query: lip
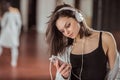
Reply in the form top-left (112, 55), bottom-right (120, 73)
top-left (69, 33), bottom-right (73, 37)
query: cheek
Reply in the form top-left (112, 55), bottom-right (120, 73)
top-left (73, 26), bottom-right (80, 37)
top-left (72, 22), bottom-right (80, 31)
top-left (74, 25), bottom-right (80, 33)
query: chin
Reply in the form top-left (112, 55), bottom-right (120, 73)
top-left (69, 36), bottom-right (76, 39)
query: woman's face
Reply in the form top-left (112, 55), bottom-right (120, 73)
top-left (56, 17), bottom-right (80, 39)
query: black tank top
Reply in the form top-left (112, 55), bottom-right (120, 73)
top-left (70, 32), bottom-right (108, 80)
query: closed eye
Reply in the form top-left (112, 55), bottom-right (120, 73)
top-left (61, 30), bottom-right (64, 33)
top-left (65, 23), bottom-right (71, 28)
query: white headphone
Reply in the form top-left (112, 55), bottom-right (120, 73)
top-left (56, 7), bottom-right (84, 22)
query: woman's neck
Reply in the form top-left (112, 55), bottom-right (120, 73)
top-left (74, 35), bottom-right (84, 44)
top-left (74, 29), bottom-right (94, 42)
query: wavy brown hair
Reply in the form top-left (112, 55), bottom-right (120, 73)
top-left (46, 4), bottom-right (92, 56)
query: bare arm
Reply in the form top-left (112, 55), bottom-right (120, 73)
top-left (103, 32), bottom-right (117, 69)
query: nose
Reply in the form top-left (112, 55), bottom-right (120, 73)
top-left (64, 29), bottom-right (70, 36)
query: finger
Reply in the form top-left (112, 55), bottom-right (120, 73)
top-left (61, 64), bottom-right (72, 79)
top-left (54, 60), bottom-right (60, 70)
top-left (62, 70), bottom-right (71, 79)
top-left (58, 63), bottom-right (67, 72)
top-left (60, 64), bottom-right (71, 75)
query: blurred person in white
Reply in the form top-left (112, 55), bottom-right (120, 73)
top-left (0, 0), bottom-right (22, 67)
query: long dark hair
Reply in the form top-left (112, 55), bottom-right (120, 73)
top-left (46, 4), bottom-right (92, 56)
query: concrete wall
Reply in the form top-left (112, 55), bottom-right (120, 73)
top-left (36, 0), bottom-right (56, 33)
top-left (20, 0), bottom-right (93, 32)
top-left (80, 0), bottom-right (93, 27)
top-left (20, 0), bottom-right (29, 32)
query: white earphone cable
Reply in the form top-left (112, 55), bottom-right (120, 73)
top-left (49, 61), bottom-right (53, 80)
top-left (72, 37), bottom-right (85, 80)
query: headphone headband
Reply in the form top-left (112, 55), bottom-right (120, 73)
top-left (56, 7), bottom-right (84, 22)
top-left (57, 7), bottom-right (76, 12)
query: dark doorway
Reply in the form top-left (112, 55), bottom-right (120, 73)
top-left (74, 0), bottom-right (80, 9)
top-left (92, 0), bottom-right (120, 31)
top-left (28, 0), bottom-right (37, 30)
top-left (92, 0), bottom-right (120, 51)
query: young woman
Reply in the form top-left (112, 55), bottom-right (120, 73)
top-left (46, 4), bottom-right (119, 80)
top-left (0, 1), bottom-right (22, 67)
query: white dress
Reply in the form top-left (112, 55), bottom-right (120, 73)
top-left (0, 11), bottom-right (22, 48)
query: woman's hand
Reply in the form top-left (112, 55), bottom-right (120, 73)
top-left (54, 60), bottom-right (72, 79)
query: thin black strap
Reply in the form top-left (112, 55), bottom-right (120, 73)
top-left (98, 32), bottom-right (102, 48)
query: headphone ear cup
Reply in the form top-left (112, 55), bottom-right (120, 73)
top-left (75, 11), bottom-right (84, 22)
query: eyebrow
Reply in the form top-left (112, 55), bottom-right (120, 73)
top-left (64, 21), bottom-right (68, 28)
top-left (58, 18), bottom-right (69, 32)
top-left (59, 21), bottom-right (67, 31)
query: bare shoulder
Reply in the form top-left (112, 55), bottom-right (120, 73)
top-left (10, 7), bottom-right (20, 13)
top-left (102, 31), bottom-right (116, 46)
top-left (102, 31), bottom-right (114, 40)
top-left (14, 8), bottom-right (20, 13)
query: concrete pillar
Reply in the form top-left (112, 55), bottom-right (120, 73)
top-left (36, 0), bottom-right (56, 33)
top-left (56, 0), bottom-right (74, 6)
top-left (80, 0), bottom-right (93, 27)
top-left (20, 0), bottom-right (29, 32)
